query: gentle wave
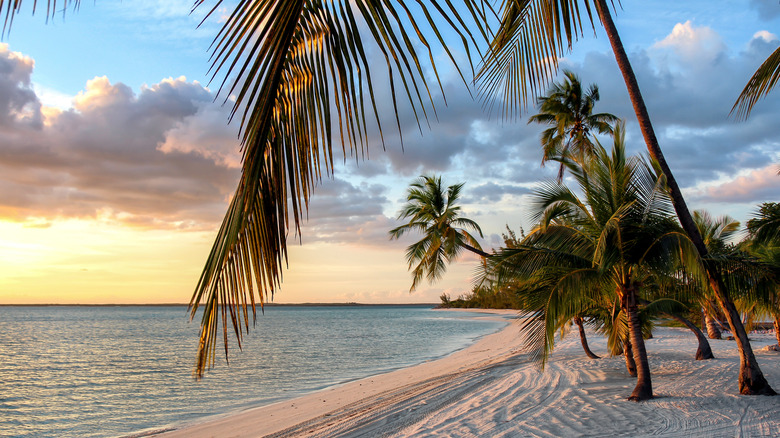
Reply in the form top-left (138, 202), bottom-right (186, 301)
top-left (0, 305), bottom-right (508, 438)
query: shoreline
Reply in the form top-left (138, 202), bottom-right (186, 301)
top-left (152, 311), bottom-right (780, 437)
top-left (150, 309), bottom-right (521, 437)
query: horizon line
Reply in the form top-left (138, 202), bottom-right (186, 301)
top-left (0, 302), bottom-right (440, 307)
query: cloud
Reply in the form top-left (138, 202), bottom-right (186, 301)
top-left (0, 47), bottom-right (241, 229)
top-left (750, 0), bottom-right (780, 21)
top-left (565, 25), bottom-right (780, 195)
top-left (4, 17), bottom-right (779, 244)
top-left (464, 182), bottom-right (531, 203)
top-left (694, 164), bottom-right (780, 203)
top-left (652, 21), bottom-right (726, 68)
top-left (300, 178), bottom-right (397, 245)
top-left (0, 44), bottom-right (42, 130)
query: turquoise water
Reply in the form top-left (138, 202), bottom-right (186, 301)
top-left (0, 305), bottom-right (508, 437)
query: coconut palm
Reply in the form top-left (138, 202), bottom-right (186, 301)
top-left (477, 0), bottom-right (774, 395)
top-left (693, 210), bottom-right (741, 339)
top-left (528, 70), bottom-right (618, 180)
top-left (482, 125), bottom-right (701, 400)
top-left (742, 203), bottom-right (780, 347)
top-left (389, 175), bottom-right (487, 291)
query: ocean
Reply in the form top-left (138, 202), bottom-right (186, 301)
top-left (0, 305), bottom-right (509, 437)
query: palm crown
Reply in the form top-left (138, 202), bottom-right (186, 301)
top-left (482, 124), bottom-right (701, 400)
top-left (389, 175), bottom-right (486, 291)
top-left (528, 70), bottom-right (618, 179)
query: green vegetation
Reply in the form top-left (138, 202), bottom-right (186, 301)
top-left (410, 69), bottom-right (778, 400)
top-left (389, 176), bottom-right (487, 292)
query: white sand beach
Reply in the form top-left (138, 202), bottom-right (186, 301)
top-left (155, 309), bottom-right (780, 437)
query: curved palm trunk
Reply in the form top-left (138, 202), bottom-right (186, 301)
top-left (669, 314), bottom-right (714, 360)
top-left (574, 316), bottom-right (600, 359)
top-left (623, 287), bottom-right (652, 401)
top-left (594, 0), bottom-right (775, 396)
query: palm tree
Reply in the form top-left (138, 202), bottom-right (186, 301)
top-left (483, 125), bottom-right (700, 401)
top-left (389, 175), bottom-right (487, 291)
top-left (477, 0), bottom-right (774, 396)
top-left (693, 211), bottom-right (741, 340)
top-left (743, 203), bottom-right (780, 348)
top-left (528, 70), bottom-right (617, 180)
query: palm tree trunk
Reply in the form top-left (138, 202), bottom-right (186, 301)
top-left (705, 303), bottom-right (722, 339)
top-left (624, 287), bottom-right (652, 401)
top-left (594, 0), bottom-right (775, 396)
top-left (462, 242), bottom-right (491, 258)
top-left (624, 336), bottom-right (637, 377)
top-left (574, 316), bottom-right (600, 359)
top-left (669, 314), bottom-right (714, 360)
top-left (774, 317), bottom-right (780, 348)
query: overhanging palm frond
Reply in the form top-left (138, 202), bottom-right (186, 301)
top-left (188, 1), bottom-right (491, 378)
top-left (0, 0), bottom-right (494, 379)
top-left (0, 0), bottom-right (81, 33)
top-left (732, 46), bottom-right (780, 120)
top-left (477, 0), bottom-right (598, 117)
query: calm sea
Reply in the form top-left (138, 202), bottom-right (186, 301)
top-left (0, 305), bottom-right (508, 438)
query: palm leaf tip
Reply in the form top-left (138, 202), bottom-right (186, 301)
top-left (732, 46), bottom-right (780, 120)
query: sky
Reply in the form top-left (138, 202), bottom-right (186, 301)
top-left (0, 1), bottom-right (778, 304)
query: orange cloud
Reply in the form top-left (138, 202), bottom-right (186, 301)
top-left (703, 165), bottom-right (780, 202)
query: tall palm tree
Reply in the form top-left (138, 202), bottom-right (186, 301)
top-left (743, 203), bottom-right (780, 347)
top-left (693, 210), bottom-right (741, 340)
top-left (483, 125), bottom-right (700, 401)
top-left (389, 175), bottom-right (487, 291)
top-left (477, 0), bottom-right (774, 396)
top-left (0, 0), bottom-right (494, 378)
top-left (528, 70), bottom-right (617, 179)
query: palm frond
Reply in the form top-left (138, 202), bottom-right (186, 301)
top-left (477, 0), bottom-right (598, 118)
top-left (187, 1), bottom-right (492, 378)
top-left (0, 0), bottom-right (81, 33)
top-left (732, 45), bottom-right (780, 120)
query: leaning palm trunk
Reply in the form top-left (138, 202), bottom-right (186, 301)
top-left (623, 286), bottom-right (652, 401)
top-left (574, 316), bottom-right (600, 359)
top-left (594, 0), bottom-right (774, 396)
top-left (669, 314), bottom-right (714, 360)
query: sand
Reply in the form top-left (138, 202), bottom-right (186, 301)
top-left (153, 309), bottom-right (780, 437)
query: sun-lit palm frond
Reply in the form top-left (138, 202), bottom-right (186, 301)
top-left (0, 0), bottom-right (494, 378)
top-left (732, 46), bottom-right (780, 120)
top-left (693, 210), bottom-right (740, 254)
top-left (477, 0), bottom-right (599, 118)
top-left (182, 1), bottom-right (494, 378)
